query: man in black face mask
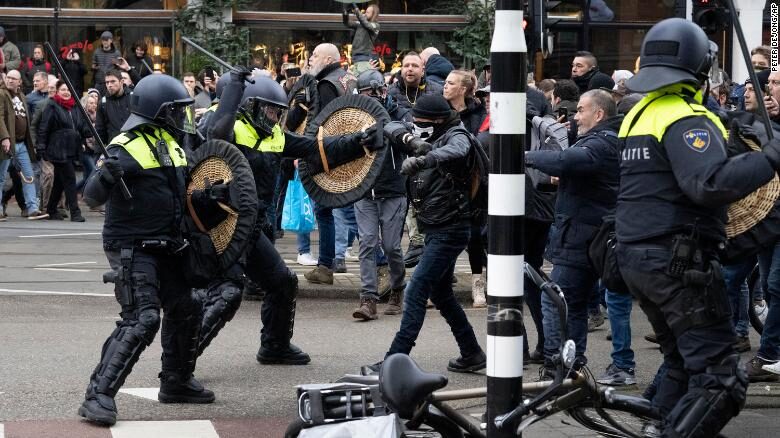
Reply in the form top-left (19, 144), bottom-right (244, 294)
top-left (362, 93), bottom-right (486, 374)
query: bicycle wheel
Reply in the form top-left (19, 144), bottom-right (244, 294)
top-left (567, 393), bottom-right (660, 438)
top-left (747, 264), bottom-right (765, 335)
top-left (283, 417), bottom-right (305, 438)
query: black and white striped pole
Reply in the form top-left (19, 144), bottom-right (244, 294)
top-left (486, 0), bottom-right (526, 436)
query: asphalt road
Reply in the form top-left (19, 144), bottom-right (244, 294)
top-left (1, 214), bottom-right (779, 437)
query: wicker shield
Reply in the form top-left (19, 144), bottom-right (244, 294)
top-left (287, 74), bottom-right (320, 135)
top-left (299, 94), bottom-right (391, 209)
top-left (726, 135), bottom-right (780, 238)
top-left (187, 139), bottom-right (258, 270)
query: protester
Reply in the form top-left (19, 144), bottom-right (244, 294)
top-left (126, 40), bottom-right (154, 78)
top-left (61, 48), bottom-right (88, 97)
top-left (570, 51), bottom-right (614, 94)
top-left (22, 44), bottom-right (51, 94)
top-left (25, 71), bottom-right (48, 115)
top-left (92, 31), bottom-right (121, 94)
top-left (0, 26), bottom-right (21, 73)
top-left (95, 69), bottom-right (132, 145)
top-left (420, 47), bottom-right (454, 87)
top-left (342, 3), bottom-right (380, 76)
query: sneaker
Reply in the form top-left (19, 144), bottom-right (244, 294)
top-left (588, 310), bottom-right (605, 332)
top-left (58, 207), bottom-right (68, 218)
top-left (754, 299), bottom-right (768, 326)
top-left (333, 258), bottom-right (347, 273)
top-left (20, 208), bottom-right (28, 217)
top-left (403, 243), bottom-right (424, 268)
top-left (361, 361), bottom-right (382, 376)
top-left (377, 265), bottom-right (391, 299)
top-left (77, 393), bottom-right (117, 426)
top-left (596, 363), bottom-right (636, 386)
top-left (527, 349), bottom-right (545, 365)
top-left (0, 216), bottom-right (6, 222)
top-left (27, 210), bottom-right (49, 220)
top-left (158, 373), bottom-right (215, 403)
top-left (256, 342), bottom-right (311, 365)
top-left (644, 332), bottom-right (660, 344)
top-left (383, 287), bottom-right (403, 315)
top-left (447, 350), bottom-right (487, 373)
top-left (297, 252), bottom-right (318, 266)
top-left (47, 211), bottom-right (65, 220)
top-left (304, 265), bottom-right (334, 285)
top-left (762, 359), bottom-right (780, 376)
top-left (71, 214), bottom-right (86, 222)
top-left (734, 336), bottom-right (751, 353)
top-left (747, 356), bottom-right (780, 382)
top-left (344, 247), bottom-right (359, 261)
top-left (353, 297), bottom-right (379, 320)
top-left (471, 273), bottom-right (486, 308)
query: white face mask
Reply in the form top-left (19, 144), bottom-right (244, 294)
top-left (412, 123), bottom-right (434, 139)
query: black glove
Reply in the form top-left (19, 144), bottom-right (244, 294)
top-left (401, 156), bottom-right (430, 175)
top-left (229, 66), bottom-right (253, 83)
top-left (383, 121), bottom-right (413, 146)
top-left (348, 125), bottom-right (384, 151)
top-left (101, 155), bottom-right (124, 185)
top-left (408, 137), bottom-right (432, 156)
top-left (763, 138), bottom-right (780, 171)
top-left (203, 178), bottom-right (231, 204)
top-left (292, 92), bottom-right (309, 108)
top-left (728, 119), bottom-right (761, 156)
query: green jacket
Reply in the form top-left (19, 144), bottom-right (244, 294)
top-left (1, 39), bottom-right (21, 71)
top-left (0, 81), bottom-right (36, 161)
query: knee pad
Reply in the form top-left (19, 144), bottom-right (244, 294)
top-left (665, 354), bottom-right (747, 438)
top-left (136, 308), bottom-right (161, 345)
top-left (283, 269), bottom-right (298, 301)
top-left (218, 281), bottom-right (243, 308)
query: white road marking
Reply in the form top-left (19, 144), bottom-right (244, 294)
top-left (18, 232), bottom-right (101, 238)
top-left (33, 268), bottom-right (92, 272)
top-left (0, 288), bottom-right (112, 297)
top-left (119, 387), bottom-right (160, 401)
top-left (111, 420), bottom-right (218, 438)
top-left (36, 261), bottom-right (97, 267)
top-left (1, 423), bottom-right (4, 438)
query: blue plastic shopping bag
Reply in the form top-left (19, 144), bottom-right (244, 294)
top-left (281, 170), bottom-right (316, 233)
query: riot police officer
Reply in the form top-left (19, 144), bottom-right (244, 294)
top-left (78, 74), bottom-right (214, 426)
top-left (616, 18), bottom-right (780, 437)
top-left (196, 74), bottom-right (380, 364)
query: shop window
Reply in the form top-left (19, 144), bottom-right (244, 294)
top-left (240, 0), bottom-right (468, 14)
top-left (0, 0), bottom-right (168, 8)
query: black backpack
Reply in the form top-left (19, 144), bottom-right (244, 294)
top-left (464, 131), bottom-right (490, 214)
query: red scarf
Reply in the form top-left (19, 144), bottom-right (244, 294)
top-left (54, 94), bottom-right (75, 110)
top-left (479, 114), bottom-right (490, 133)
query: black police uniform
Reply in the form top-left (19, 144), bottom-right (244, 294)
top-left (78, 75), bottom-right (212, 427)
top-left (195, 75), bottom-right (377, 363)
top-left (615, 18), bottom-right (779, 438)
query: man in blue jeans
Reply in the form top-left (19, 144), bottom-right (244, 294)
top-left (596, 288), bottom-right (636, 385)
top-left (722, 258), bottom-right (755, 353)
top-left (747, 240), bottom-right (780, 381)
top-left (362, 94), bottom-right (484, 374)
top-left (526, 89), bottom-right (621, 373)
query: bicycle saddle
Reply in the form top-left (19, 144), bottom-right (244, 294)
top-left (379, 353), bottom-right (448, 419)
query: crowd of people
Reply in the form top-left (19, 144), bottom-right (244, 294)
top-left (2, 9), bottom-right (780, 436)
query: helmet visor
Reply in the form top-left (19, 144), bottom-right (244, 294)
top-left (242, 97), bottom-right (288, 134)
top-left (158, 101), bottom-right (196, 135)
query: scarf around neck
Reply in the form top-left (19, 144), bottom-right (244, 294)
top-left (54, 94), bottom-right (75, 110)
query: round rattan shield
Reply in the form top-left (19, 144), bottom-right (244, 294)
top-left (187, 139), bottom-right (258, 270)
top-left (726, 135), bottom-right (780, 238)
top-left (287, 74), bottom-right (320, 135)
top-left (299, 94), bottom-right (390, 209)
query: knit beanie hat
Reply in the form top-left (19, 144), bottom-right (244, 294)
top-left (412, 93), bottom-right (453, 119)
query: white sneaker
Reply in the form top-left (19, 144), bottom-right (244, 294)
top-left (471, 273), bottom-right (486, 308)
top-left (297, 252), bottom-right (318, 266)
top-left (763, 359), bottom-right (780, 375)
top-left (344, 247), bottom-right (359, 262)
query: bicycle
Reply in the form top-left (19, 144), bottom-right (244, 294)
top-left (285, 263), bottom-right (661, 437)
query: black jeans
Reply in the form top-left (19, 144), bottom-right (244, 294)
top-left (524, 219), bottom-right (550, 355)
top-left (386, 224), bottom-right (482, 358)
top-left (48, 160), bottom-right (80, 216)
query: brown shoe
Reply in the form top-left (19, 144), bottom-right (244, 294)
top-left (747, 356), bottom-right (780, 382)
top-left (384, 287), bottom-right (404, 315)
top-left (377, 265), bottom-right (391, 300)
top-left (353, 297), bottom-right (378, 320)
top-left (304, 265), bottom-right (334, 285)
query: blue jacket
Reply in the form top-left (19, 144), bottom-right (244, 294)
top-left (424, 54), bottom-right (454, 87)
top-left (525, 115), bottom-right (622, 268)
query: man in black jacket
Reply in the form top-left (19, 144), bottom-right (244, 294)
top-left (525, 89), bottom-right (621, 372)
top-left (363, 93), bottom-right (485, 374)
top-left (570, 51), bottom-right (614, 94)
top-left (95, 69), bottom-right (131, 144)
top-left (352, 69), bottom-right (410, 321)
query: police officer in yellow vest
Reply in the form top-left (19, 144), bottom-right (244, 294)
top-left (196, 74), bottom-right (381, 364)
top-left (616, 18), bottom-right (780, 437)
top-left (78, 74), bottom-right (215, 426)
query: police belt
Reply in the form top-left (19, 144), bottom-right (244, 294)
top-left (104, 239), bottom-right (188, 255)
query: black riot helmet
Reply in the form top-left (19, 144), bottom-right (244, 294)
top-left (626, 18), bottom-right (714, 93)
top-left (121, 74), bottom-right (196, 135)
top-left (215, 73), bottom-right (231, 100)
top-left (357, 69), bottom-right (386, 94)
top-left (239, 75), bottom-right (289, 137)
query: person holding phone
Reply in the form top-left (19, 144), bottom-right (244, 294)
top-left (92, 31), bottom-right (121, 94)
top-left (62, 48), bottom-right (87, 97)
top-left (342, 3), bottom-right (380, 76)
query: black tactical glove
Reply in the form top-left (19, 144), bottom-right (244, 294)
top-left (229, 66), bottom-right (253, 83)
top-left (728, 119), bottom-right (762, 156)
top-left (292, 92), bottom-right (309, 108)
top-left (348, 125), bottom-right (384, 151)
top-left (763, 138), bottom-right (780, 171)
top-left (203, 178), bottom-right (231, 204)
top-left (408, 137), bottom-right (432, 156)
top-left (100, 155), bottom-right (124, 185)
top-left (383, 121), bottom-right (413, 146)
top-left (401, 156), bottom-right (431, 176)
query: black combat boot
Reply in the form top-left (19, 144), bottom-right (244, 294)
top-left (256, 342), bottom-right (311, 365)
top-left (158, 372), bottom-right (215, 403)
top-left (78, 392), bottom-right (118, 426)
